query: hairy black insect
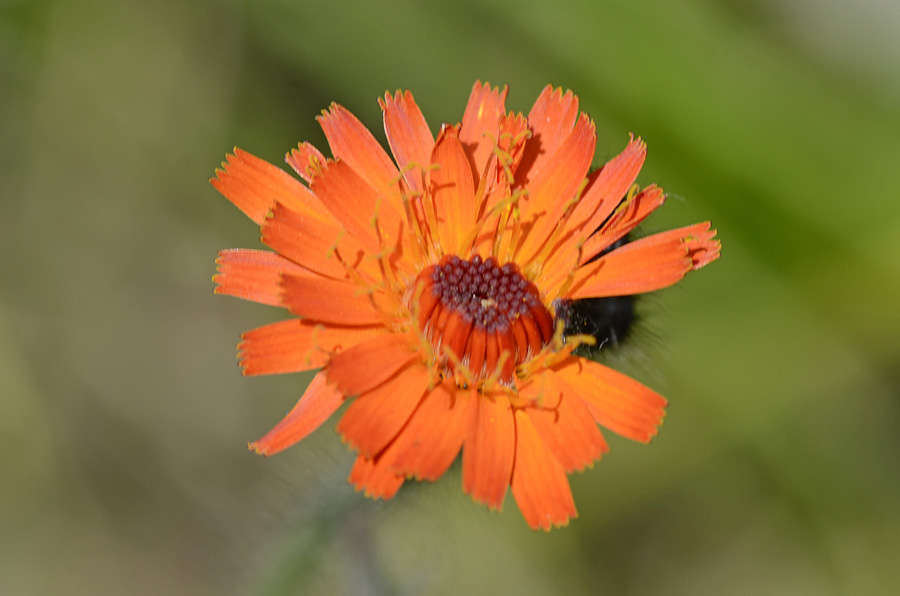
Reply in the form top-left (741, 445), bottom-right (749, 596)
top-left (556, 294), bottom-right (636, 349)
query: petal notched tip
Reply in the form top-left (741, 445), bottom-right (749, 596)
top-left (686, 222), bottom-right (722, 270)
top-left (348, 455), bottom-right (405, 500)
top-left (285, 142), bottom-right (326, 184)
top-left (470, 494), bottom-right (505, 513)
top-left (248, 440), bottom-right (270, 456)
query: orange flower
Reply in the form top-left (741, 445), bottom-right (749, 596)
top-left (212, 82), bottom-right (720, 530)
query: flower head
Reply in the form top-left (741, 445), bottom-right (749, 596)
top-left (212, 82), bottom-right (720, 530)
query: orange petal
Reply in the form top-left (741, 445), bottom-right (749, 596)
top-left (280, 273), bottom-right (386, 325)
top-left (484, 331), bottom-right (500, 379)
top-left (462, 393), bottom-right (515, 510)
top-left (519, 314), bottom-right (544, 360)
top-left (443, 311), bottom-right (474, 362)
top-left (568, 234), bottom-right (693, 300)
top-left (336, 363), bottom-right (431, 458)
top-left (459, 81), bottom-right (508, 179)
top-left (511, 409), bottom-right (577, 531)
top-left (213, 249), bottom-right (306, 306)
top-left (580, 184), bottom-right (666, 264)
top-left (317, 103), bottom-right (406, 215)
top-left (248, 372), bottom-right (343, 456)
top-left (498, 327), bottom-right (517, 381)
top-left (516, 112), bottom-right (596, 263)
top-left (466, 327), bottom-right (487, 379)
top-left (520, 374), bottom-right (609, 473)
top-left (510, 319), bottom-right (529, 363)
top-left (516, 85), bottom-right (579, 186)
top-left (415, 276), bottom-right (441, 332)
top-left (262, 201), bottom-right (376, 280)
top-left (428, 302), bottom-right (445, 336)
top-left (239, 319), bottom-right (387, 376)
top-left (211, 148), bottom-right (330, 225)
top-left (554, 358), bottom-right (667, 443)
top-left (568, 135), bottom-right (647, 237)
top-left (428, 124), bottom-right (477, 255)
top-left (285, 141), bottom-right (326, 184)
top-left (326, 333), bottom-right (419, 397)
top-left (348, 454), bottom-right (405, 500)
top-left (570, 222), bottom-right (720, 299)
top-left (389, 383), bottom-right (477, 481)
top-left (530, 303), bottom-right (554, 343)
top-left (380, 90), bottom-right (435, 195)
top-left (311, 159), bottom-right (406, 256)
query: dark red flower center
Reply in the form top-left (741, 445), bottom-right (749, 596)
top-left (413, 255), bottom-right (554, 382)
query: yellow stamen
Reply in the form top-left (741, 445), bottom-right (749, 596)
top-left (503, 201), bottom-right (523, 264)
top-left (459, 189), bottom-right (518, 260)
top-left (419, 162), bottom-right (442, 256)
top-left (330, 244), bottom-right (400, 329)
top-left (480, 349), bottom-right (512, 392)
top-left (391, 165), bottom-right (429, 267)
top-left (554, 239), bottom-right (585, 301)
top-left (444, 347), bottom-right (477, 389)
top-left (301, 323), bottom-right (328, 366)
top-left (604, 183), bottom-right (641, 230)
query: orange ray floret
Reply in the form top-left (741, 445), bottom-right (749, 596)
top-left (335, 362), bottom-right (431, 459)
top-left (520, 377), bottom-right (610, 473)
top-left (249, 372), bottom-right (343, 456)
top-left (318, 102), bottom-right (404, 206)
top-left (511, 409), bottom-right (578, 531)
top-left (310, 159), bottom-right (406, 256)
top-left (214, 249), bottom-right (306, 306)
top-left (325, 333), bottom-right (419, 396)
top-left (462, 393), bottom-right (516, 510)
top-left (261, 201), bottom-right (377, 281)
top-left (553, 358), bottom-right (667, 443)
top-left (211, 81), bottom-right (720, 531)
top-left (380, 90), bottom-right (435, 195)
top-left (389, 384), bottom-right (477, 481)
top-left (212, 148), bottom-right (331, 225)
top-left (280, 274), bottom-right (389, 326)
top-left (239, 319), bottom-right (387, 376)
top-left (568, 136), bottom-right (647, 235)
top-left (569, 222), bottom-right (721, 299)
top-left (459, 81), bottom-right (508, 179)
top-left (348, 453), bottom-right (405, 500)
top-left (516, 85), bottom-right (580, 186)
top-left (429, 124), bottom-right (478, 256)
top-left (579, 184), bottom-right (667, 264)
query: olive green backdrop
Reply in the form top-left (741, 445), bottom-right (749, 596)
top-left (2, 0), bottom-right (899, 594)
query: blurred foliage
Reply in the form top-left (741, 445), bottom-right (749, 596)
top-left (2, 0), bottom-right (899, 594)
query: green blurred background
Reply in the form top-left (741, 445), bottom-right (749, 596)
top-left (3, 0), bottom-right (899, 594)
